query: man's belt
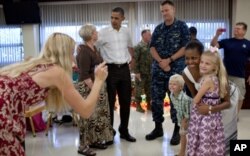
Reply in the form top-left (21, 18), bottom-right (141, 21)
top-left (106, 63), bottom-right (128, 68)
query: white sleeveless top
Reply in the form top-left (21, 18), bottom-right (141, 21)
top-left (183, 67), bottom-right (200, 90)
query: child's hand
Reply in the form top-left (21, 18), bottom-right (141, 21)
top-left (181, 118), bottom-right (188, 130)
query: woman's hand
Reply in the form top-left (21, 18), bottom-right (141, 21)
top-left (94, 62), bottom-right (108, 82)
top-left (196, 104), bottom-right (209, 115)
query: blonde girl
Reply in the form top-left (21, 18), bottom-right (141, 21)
top-left (187, 48), bottom-right (227, 156)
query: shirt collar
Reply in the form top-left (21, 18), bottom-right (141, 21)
top-left (161, 18), bottom-right (177, 29)
top-left (171, 90), bottom-right (184, 100)
top-left (140, 40), bottom-right (149, 46)
top-left (108, 26), bottom-right (125, 32)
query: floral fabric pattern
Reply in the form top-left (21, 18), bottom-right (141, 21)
top-left (187, 76), bottom-right (225, 156)
top-left (0, 64), bottom-right (51, 156)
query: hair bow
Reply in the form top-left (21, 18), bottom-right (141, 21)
top-left (209, 46), bottom-right (219, 53)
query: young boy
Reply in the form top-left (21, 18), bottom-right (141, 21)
top-left (169, 74), bottom-right (192, 156)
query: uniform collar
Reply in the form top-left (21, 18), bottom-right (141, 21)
top-left (161, 18), bottom-right (177, 29)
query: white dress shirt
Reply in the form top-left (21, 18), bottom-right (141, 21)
top-left (96, 26), bottom-right (133, 64)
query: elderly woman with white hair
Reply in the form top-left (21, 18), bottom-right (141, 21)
top-left (76, 24), bottom-right (113, 156)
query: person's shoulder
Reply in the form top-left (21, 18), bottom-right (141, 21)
top-left (243, 38), bottom-right (250, 44)
top-left (77, 45), bottom-right (89, 55)
top-left (46, 65), bottom-right (70, 87)
top-left (47, 65), bottom-right (65, 75)
top-left (121, 26), bottom-right (128, 30)
top-left (175, 19), bottom-right (185, 24)
top-left (155, 22), bottom-right (162, 27)
top-left (36, 64), bottom-right (65, 83)
top-left (194, 38), bottom-right (201, 42)
top-left (135, 41), bottom-right (143, 47)
top-left (99, 26), bottom-right (111, 33)
top-left (77, 44), bottom-right (85, 49)
top-left (203, 75), bottom-right (216, 84)
top-left (154, 22), bottom-right (164, 30)
top-left (182, 67), bottom-right (195, 82)
top-left (226, 38), bottom-right (239, 42)
top-left (134, 43), bottom-right (140, 50)
top-left (121, 26), bottom-right (130, 33)
top-left (219, 38), bottom-right (230, 43)
top-left (175, 19), bottom-right (188, 26)
top-left (182, 92), bottom-right (192, 101)
top-left (134, 42), bottom-right (144, 51)
top-left (211, 75), bottom-right (219, 84)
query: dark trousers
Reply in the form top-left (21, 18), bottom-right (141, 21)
top-left (106, 63), bottom-right (131, 131)
top-left (151, 69), bottom-right (178, 124)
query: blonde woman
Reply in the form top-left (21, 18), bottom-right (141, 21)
top-left (76, 24), bottom-right (113, 156)
top-left (0, 33), bottom-right (108, 156)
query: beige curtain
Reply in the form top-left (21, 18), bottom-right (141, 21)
top-left (0, 0), bottom-right (230, 65)
top-left (135, 0), bottom-right (230, 47)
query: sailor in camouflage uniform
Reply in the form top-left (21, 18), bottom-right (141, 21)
top-left (134, 29), bottom-right (152, 113)
top-left (145, 0), bottom-right (190, 145)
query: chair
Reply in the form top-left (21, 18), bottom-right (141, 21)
top-left (45, 111), bottom-right (54, 136)
top-left (25, 102), bottom-right (46, 137)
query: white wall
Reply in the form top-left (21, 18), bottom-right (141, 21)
top-left (22, 25), bottom-right (40, 58)
top-left (233, 0), bottom-right (250, 39)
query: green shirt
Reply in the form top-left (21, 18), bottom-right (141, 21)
top-left (170, 91), bottom-right (192, 126)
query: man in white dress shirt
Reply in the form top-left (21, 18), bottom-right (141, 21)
top-left (96, 7), bottom-right (136, 142)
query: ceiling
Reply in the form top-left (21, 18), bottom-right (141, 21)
top-left (0, 0), bottom-right (84, 5)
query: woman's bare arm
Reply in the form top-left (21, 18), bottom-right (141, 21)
top-left (34, 62), bottom-right (107, 118)
top-left (196, 85), bottom-right (230, 115)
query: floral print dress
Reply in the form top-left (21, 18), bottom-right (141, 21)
top-left (0, 64), bottom-right (51, 156)
top-left (187, 76), bottom-right (225, 156)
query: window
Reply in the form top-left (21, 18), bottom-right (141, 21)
top-left (186, 22), bottom-right (228, 49)
top-left (40, 25), bottom-right (111, 46)
top-left (0, 26), bottom-right (23, 67)
top-left (139, 21), bottom-right (228, 49)
top-left (40, 23), bottom-right (128, 47)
